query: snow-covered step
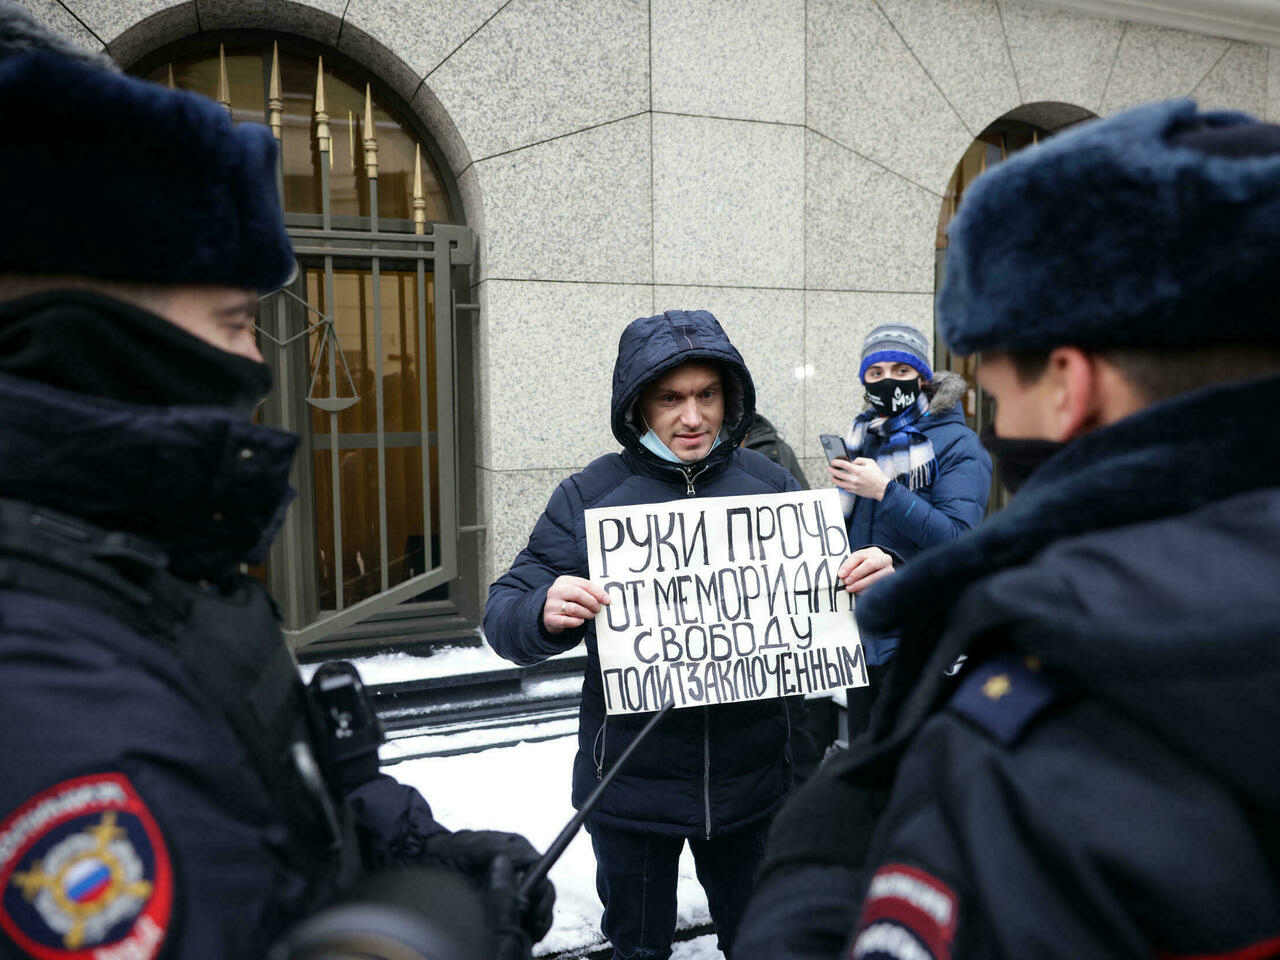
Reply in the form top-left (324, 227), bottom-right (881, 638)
top-left (381, 715), bottom-right (579, 763)
top-left (298, 643), bottom-right (588, 735)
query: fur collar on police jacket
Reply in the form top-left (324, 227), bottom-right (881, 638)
top-left (0, 372), bottom-right (297, 579)
top-left (759, 372), bottom-right (1280, 882)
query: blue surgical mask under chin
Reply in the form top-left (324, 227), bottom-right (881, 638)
top-left (640, 429), bottom-right (722, 464)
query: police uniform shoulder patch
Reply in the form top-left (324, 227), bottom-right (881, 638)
top-left (0, 773), bottom-right (172, 960)
top-left (947, 651), bottom-right (1066, 746)
top-left (849, 862), bottom-right (959, 960)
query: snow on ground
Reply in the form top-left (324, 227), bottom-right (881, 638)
top-left (380, 716), bottom-right (578, 762)
top-left (377, 675), bottom-right (584, 731)
top-left (392, 735), bottom-right (722, 959)
top-left (672, 935), bottom-right (722, 959)
top-left (307, 645), bottom-right (724, 956)
top-left (297, 641), bottom-right (585, 685)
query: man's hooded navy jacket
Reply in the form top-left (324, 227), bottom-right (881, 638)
top-left (484, 310), bottom-right (800, 836)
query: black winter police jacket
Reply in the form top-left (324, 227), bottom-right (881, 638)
top-left (0, 358), bottom-right (446, 960)
top-left (737, 373), bottom-right (1280, 960)
top-left (484, 309), bottom-right (800, 837)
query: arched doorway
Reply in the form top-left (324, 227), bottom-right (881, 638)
top-left (132, 36), bottom-right (479, 649)
top-left (933, 103), bottom-right (1095, 510)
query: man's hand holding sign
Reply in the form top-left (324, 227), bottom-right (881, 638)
top-left (543, 576), bottom-right (611, 634)
top-left (837, 547), bottom-right (895, 594)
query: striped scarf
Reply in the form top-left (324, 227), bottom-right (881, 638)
top-left (841, 393), bottom-right (937, 518)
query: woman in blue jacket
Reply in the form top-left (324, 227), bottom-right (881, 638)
top-left (829, 322), bottom-right (991, 676)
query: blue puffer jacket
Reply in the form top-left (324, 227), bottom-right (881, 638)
top-left (844, 372), bottom-right (991, 664)
top-left (484, 310), bottom-right (800, 838)
top-left (844, 371), bottom-right (991, 562)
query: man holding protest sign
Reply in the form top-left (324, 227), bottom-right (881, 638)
top-left (484, 309), bottom-right (894, 960)
top-left (735, 100), bottom-right (1280, 960)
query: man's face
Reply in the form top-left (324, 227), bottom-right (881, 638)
top-left (157, 286), bottom-right (263, 363)
top-left (975, 352), bottom-right (1056, 438)
top-left (639, 361), bottom-right (725, 462)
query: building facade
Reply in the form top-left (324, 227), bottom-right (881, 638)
top-left (22, 0), bottom-right (1280, 649)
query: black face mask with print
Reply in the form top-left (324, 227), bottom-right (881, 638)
top-left (863, 377), bottom-right (920, 417)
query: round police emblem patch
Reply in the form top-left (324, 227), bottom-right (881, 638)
top-left (0, 774), bottom-right (171, 960)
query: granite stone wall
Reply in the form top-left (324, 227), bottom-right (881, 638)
top-left (28, 0), bottom-right (1279, 594)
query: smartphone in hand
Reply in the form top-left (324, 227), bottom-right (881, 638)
top-left (819, 434), bottom-right (850, 464)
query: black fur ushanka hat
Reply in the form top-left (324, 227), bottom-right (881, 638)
top-left (0, 51), bottom-right (294, 292)
top-left (939, 99), bottom-right (1280, 355)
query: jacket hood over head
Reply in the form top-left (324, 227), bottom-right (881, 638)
top-left (610, 309), bottom-right (756, 459)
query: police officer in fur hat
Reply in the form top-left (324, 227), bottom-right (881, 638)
top-left (735, 98), bottom-right (1280, 959)
top-left (0, 8), bottom-right (552, 959)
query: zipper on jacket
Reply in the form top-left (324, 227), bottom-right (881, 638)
top-left (702, 709), bottom-right (712, 840)
top-left (680, 464), bottom-right (710, 496)
top-left (781, 697), bottom-right (793, 770)
top-left (594, 718), bottom-right (608, 781)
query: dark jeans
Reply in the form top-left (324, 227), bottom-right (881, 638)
top-left (588, 818), bottom-right (771, 960)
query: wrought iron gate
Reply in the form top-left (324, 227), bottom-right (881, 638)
top-left (238, 47), bottom-right (475, 648)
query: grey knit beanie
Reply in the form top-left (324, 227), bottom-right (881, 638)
top-left (858, 323), bottom-right (933, 381)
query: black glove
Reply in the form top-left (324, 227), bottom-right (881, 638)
top-left (485, 855), bottom-right (533, 960)
top-left (421, 831), bottom-right (556, 943)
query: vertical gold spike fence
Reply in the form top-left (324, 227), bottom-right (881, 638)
top-left (216, 44), bottom-right (231, 117)
top-left (268, 42), bottom-right (283, 142)
top-left (348, 110), bottom-right (356, 171)
top-left (315, 56), bottom-right (345, 610)
top-left (362, 81), bottom-right (390, 593)
top-left (218, 42), bottom-right (475, 646)
top-left (362, 84), bottom-right (379, 182)
top-left (313, 57), bottom-right (331, 163)
top-left (413, 144), bottom-right (426, 236)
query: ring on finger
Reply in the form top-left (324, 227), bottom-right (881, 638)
top-left (561, 601), bottom-right (568, 614)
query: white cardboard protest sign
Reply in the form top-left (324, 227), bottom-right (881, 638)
top-left (585, 488), bottom-right (867, 716)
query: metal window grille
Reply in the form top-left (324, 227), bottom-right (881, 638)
top-left (151, 43), bottom-right (475, 648)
